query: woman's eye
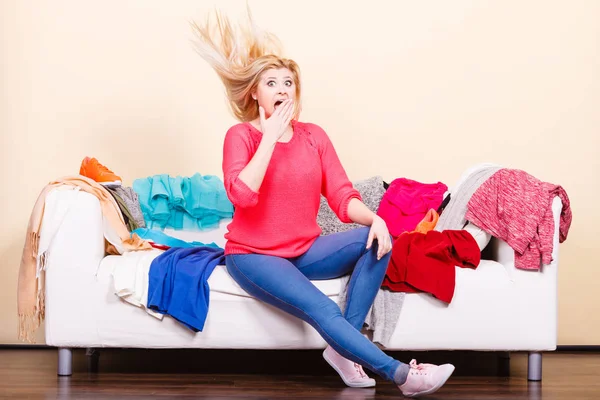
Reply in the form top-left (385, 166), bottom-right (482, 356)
top-left (285, 80), bottom-right (292, 87)
top-left (267, 81), bottom-right (275, 87)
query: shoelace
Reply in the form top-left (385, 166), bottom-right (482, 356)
top-left (354, 363), bottom-right (368, 378)
top-left (408, 359), bottom-right (429, 375)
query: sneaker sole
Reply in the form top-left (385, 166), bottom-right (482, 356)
top-left (322, 350), bottom-right (376, 388)
top-left (405, 364), bottom-right (455, 398)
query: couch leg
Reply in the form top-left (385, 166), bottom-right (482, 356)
top-left (57, 347), bottom-right (73, 376)
top-left (528, 352), bottom-right (542, 381)
top-left (497, 351), bottom-right (510, 377)
top-left (86, 348), bottom-right (100, 373)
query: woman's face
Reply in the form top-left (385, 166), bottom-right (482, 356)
top-left (253, 68), bottom-right (296, 119)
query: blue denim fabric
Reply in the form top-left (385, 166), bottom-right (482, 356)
top-left (225, 227), bottom-right (402, 381)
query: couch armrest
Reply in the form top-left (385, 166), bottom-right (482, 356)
top-left (44, 189), bottom-right (106, 346)
top-left (484, 196), bottom-right (562, 350)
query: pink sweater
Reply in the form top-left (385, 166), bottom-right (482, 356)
top-left (465, 168), bottom-right (572, 270)
top-left (222, 121), bottom-right (361, 257)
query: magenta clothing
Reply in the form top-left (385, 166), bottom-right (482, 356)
top-left (465, 168), bottom-right (572, 270)
top-left (377, 178), bottom-right (448, 238)
top-left (222, 121), bottom-right (361, 257)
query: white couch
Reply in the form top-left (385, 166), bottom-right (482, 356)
top-left (42, 188), bottom-right (563, 381)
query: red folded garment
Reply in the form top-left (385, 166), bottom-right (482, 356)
top-left (383, 230), bottom-right (480, 303)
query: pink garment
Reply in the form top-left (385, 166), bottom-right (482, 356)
top-left (222, 121), bottom-right (361, 257)
top-left (377, 178), bottom-right (447, 238)
top-left (465, 169), bottom-right (572, 270)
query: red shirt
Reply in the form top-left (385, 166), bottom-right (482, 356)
top-left (383, 230), bottom-right (481, 303)
top-left (222, 121), bottom-right (361, 257)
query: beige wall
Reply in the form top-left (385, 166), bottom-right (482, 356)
top-left (1, 0), bottom-right (599, 345)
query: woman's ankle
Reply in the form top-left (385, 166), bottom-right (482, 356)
top-left (393, 362), bottom-right (410, 385)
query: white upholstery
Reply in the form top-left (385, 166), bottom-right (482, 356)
top-left (44, 189), bottom-right (561, 352)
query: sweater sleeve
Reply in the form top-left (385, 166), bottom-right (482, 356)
top-left (222, 125), bottom-right (259, 208)
top-left (307, 123), bottom-right (362, 223)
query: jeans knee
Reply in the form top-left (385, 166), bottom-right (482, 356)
top-left (364, 233), bottom-right (393, 258)
top-left (354, 226), bottom-right (370, 244)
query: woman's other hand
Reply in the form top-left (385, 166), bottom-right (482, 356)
top-left (366, 215), bottom-right (393, 260)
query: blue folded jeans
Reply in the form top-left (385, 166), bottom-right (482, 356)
top-left (225, 227), bottom-right (402, 381)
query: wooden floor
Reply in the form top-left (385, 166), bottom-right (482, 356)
top-left (1, 348), bottom-right (599, 399)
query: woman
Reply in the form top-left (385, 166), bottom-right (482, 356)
top-left (191, 10), bottom-right (454, 398)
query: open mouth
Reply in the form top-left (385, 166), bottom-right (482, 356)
top-left (274, 100), bottom-right (284, 108)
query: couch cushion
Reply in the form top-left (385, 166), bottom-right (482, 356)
top-left (101, 247), bottom-right (344, 299)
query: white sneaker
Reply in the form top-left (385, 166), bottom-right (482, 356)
top-left (323, 346), bottom-right (376, 388)
top-left (398, 359), bottom-right (455, 398)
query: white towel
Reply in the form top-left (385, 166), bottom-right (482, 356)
top-left (111, 249), bottom-right (165, 320)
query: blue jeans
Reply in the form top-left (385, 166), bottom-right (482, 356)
top-left (225, 227), bottom-right (401, 382)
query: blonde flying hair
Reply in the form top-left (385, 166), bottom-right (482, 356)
top-left (190, 9), bottom-right (301, 122)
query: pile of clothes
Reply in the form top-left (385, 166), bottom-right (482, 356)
top-left (17, 157), bottom-right (233, 342)
top-left (324, 164), bottom-right (572, 346)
